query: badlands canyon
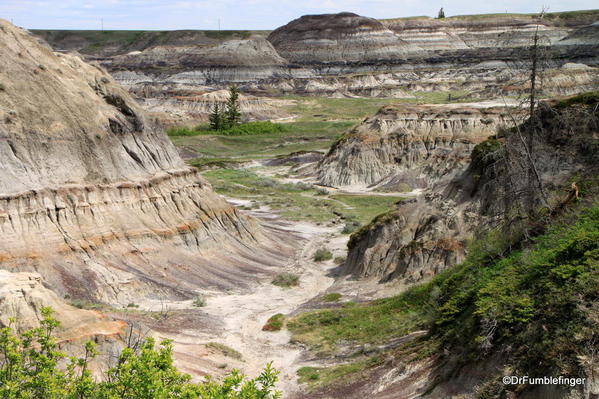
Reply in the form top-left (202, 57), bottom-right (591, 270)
top-left (0, 7), bottom-right (598, 399)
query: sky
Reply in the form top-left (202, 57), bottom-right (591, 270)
top-left (1, 0), bottom-right (597, 30)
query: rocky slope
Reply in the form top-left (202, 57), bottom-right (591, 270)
top-left (381, 14), bottom-right (582, 49)
top-left (33, 11), bottom-right (599, 102)
top-left (131, 89), bottom-right (288, 127)
top-left (0, 270), bottom-right (127, 369)
top-left (342, 94), bottom-right (598, 285)
top-left (317, 102), bottom-right (517, 189)
top-left (266, 12), bottom-right (422, 63)
top-left (0, 19), bottom-right (293, 306)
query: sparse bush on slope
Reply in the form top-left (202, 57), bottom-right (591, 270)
top-left (0, 308), bottom-right (281, 398)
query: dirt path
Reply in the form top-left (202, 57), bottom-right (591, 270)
top-left (141, 202), bottom-right (343, 397)
top-left (200, 218), bottom-right (338, 395)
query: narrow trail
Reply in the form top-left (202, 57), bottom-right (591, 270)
top-left (143, 201), bottom-right (343, 397)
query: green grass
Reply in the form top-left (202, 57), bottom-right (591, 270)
top-left (201, 169), bottom-right (403, 225)
top-left (281, 93), bottom-right (472, 123)
top-left (32, 29), bottom-right (270, 54)
top-left (172, 95), bottom-right (474, 164)
top-left (330, 194), bottom-right (403, 225)
top-left (167, 121), bottom-right (288, 137)
top-left (173, 121), bottom-right (352, 161)
top-left (69, 299), bottom-right (105, 310)
top-left (262, 314), bottom-right (286, 331)
top-left (287, 286), bottom-right (430, 354)
top-left (321, 293), bottom-right (342, 302)
top-left (205, 342), bottom-right (243, 361)
top-left (289, 199), bottom-right (599, 387)
top-left (297, 356), bottom-right (383, 391)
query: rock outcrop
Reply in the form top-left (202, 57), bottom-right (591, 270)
top-left (0, 270), bottom-right (126, 369)
top-left (131, 89), bottom-right (288, 127)
top-left (0, 19), bottom-right (293, 305)
top-left (318, 103), bottom-right (516, 189)
top-left (0, 270), bottom-right (125, 337)
top-left (31, 11), bottom-right (599, 102)
top-left (266, 12), bottom-right (422, 63)
top-left (382, 14), bottom-right (576, 49)
top-left (343, 94), bottom-right (599, 285)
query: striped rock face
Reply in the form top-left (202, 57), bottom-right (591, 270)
top-left (267, 12), bottom-right (423, 63)
top-left (0, 19), bottom-right (294, 305)
top-left (317, 103), bottom-right (518, 190)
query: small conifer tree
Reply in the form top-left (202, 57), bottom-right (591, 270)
top-left (438, 7), bottom-right (445, 19)
top-left (209, 103), bottom-right (223, 131)
top-left (224, 85), bottom-right (241, 128)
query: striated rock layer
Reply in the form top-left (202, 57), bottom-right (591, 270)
top-left (266, 12), bottom-right (422, 63)
top-left (135, 89), bottom-right (289, 127)
top-left (33, 11), bottom-right (599, 101)
top-left (318, 103), bottom-right (517, 189)
top-left (342, 95), bottom-right (598, 286)
top-left (0, 19), bottom-right (293, 305)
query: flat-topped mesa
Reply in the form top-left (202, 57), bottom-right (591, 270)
top-left (267, 12), bottom-right (423, 63)
top-left (317, 103), bottom-right (516, 190)
top-left (0, 19), bottom-right (294, 304)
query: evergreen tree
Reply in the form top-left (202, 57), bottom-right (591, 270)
top-left (224, 85), bottom-right (241, 128)
top-left (209, 103), bottom-right (223, 131)
top-left (438, 7), bottom-right (445, 19)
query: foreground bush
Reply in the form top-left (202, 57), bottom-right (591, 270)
top-left (0, 308), bottom-right (281, 399)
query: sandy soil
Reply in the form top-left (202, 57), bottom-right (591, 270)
top-left (131, 162), bottom-right (408, 396)
top-left (136, 201), bottom-right (345, 397)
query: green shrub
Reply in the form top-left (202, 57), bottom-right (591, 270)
top-left (471, 137), bottom-right (501, 168)
top-left (333, 256), bottom-right (346, 265)
top-left (262, 314), bottom-right (285, 331)
top-left (126, 303), bottom-right (139, 308)
top-left (341, 221), bottom-right (361, 234)
top-left (0, 307), bottom-right (281, 398)
top-left (313, 248), bottom-right (333, 262)
top-left (192, 295), bottom-right (207, 307)
top-left (272, 272), bottom-right (300, 287)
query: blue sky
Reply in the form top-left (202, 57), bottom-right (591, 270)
top-left (1, 0), bottom-right (597, 30)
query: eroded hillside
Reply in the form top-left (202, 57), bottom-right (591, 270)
top-left (0, 19), bottom-right (294, 307)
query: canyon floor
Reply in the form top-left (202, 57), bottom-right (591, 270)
top-left (127, 167), bottom-right (407, 397)
top-left (125, 96), bottom-right (427, 396)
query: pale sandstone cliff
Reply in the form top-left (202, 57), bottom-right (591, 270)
top-left (317, 103), bottom-right (516, 189)
top-left (0, 19), bottom-right (293, 305)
